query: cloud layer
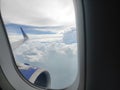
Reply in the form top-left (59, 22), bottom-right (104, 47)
top-left (14, 41), bottom-right (78, 89)
top-left (1, 0), bottom-right (75, 26)
top-left (8, 26), bottom-right (78, 89)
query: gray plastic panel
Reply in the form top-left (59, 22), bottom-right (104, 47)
top-left (0, 66), bottom-right (15, 90)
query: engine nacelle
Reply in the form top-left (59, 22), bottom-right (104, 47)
top-left (17, 63), bottom-right (51, 88)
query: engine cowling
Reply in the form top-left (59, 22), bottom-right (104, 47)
top-left (17, 62), bottom-right (51, 88)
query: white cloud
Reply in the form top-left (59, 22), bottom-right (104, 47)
top-left (11, 34), bottom-right (78, 89)
top-left (15, 43), bottom-right (77, 88)
top-left (1, 0), bottom-right (75, 26)
top-left (62, 27), bottom-right (77, 44)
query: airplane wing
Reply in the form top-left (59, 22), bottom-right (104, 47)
top-left (10, 28), bottom-right (51, 88)
top-left (11, 27), bottom-right (29, 50)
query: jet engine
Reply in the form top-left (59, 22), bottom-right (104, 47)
top-left (17, 62), bottom-right (51, 88)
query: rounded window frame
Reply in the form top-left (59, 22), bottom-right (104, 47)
top-left (0, 0), bottom-right (85, 90)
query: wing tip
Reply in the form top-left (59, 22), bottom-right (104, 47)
top-left (20, 27), bottom-right (29, 40)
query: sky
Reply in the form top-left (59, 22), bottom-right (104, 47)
top-left (1, 0), bottom-right (78, 89)
top-left (1, 0), bottom-right (75, 27)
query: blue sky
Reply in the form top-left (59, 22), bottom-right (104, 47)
top-left (5, 23), bottom-right (60, 35)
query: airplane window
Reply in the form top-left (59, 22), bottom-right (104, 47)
top-left (1, 0), bottom-right (78, 89)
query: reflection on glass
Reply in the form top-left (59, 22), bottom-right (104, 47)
top-left (1, 0), bottom-right (78, 89)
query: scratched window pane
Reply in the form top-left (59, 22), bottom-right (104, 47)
top-left (1, 0), bottom-right (78, 89)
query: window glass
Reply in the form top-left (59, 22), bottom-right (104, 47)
top-left (1, 0), bottom-right (78, 89)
